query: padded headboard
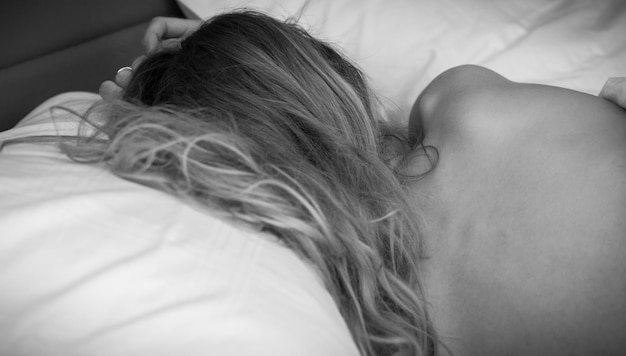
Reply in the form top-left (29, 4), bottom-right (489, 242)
top-left (0, 0), bottom-right (184, 133)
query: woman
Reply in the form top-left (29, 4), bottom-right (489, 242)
top-left (98, 11), bottom-right (626, 356)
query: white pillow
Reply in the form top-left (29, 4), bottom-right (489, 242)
top-left (0, 93), bottom-right (359, 356)
top-left (177, 0), bottom-right (626, 116)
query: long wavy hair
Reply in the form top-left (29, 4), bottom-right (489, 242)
top-left (64, 11), bottom-right (438, 356)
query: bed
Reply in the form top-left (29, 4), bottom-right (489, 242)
top-left (1, 1), bottom-right (625, 355)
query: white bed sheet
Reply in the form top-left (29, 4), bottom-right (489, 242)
top-left (0, 94), bottom-right (359, 356)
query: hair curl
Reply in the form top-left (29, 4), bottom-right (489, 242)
top-left (64, 11), bottom-right (439, 356)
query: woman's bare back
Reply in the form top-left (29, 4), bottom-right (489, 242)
top-left (410, 65), bottom-right (626, 355)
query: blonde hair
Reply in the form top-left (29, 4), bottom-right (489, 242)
top-left (64, 11), bottom-right (438, 356)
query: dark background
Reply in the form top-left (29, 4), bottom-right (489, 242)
top-left (0, 0), bottom-right (185, 132)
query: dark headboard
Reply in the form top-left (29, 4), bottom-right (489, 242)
top-left (0, 0), bottom-right (184, 132)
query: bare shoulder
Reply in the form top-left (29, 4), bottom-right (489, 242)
top-left (413, 64), bottom-right (626, 149)
top-left (412, 65), bottom-right (626, 355)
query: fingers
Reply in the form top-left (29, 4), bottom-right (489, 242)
top-left (160, 38), bottom-right (183, 51)
top-left (142, 17), bottom-right (202, 54)
top-left (113, 55), bottom-right (145, 88)
top-left (101, 58), bottom-right (144, 102)
top-left (99, 80), bottom-right (122, 102)
top-left (131, 55), bottom-right (146, 71)
top-left (599, 77), bottom-right (626, 109)
top-left (115, 67), bottom-right (133, 89)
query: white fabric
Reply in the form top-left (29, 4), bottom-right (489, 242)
top-left (177, 0), bottom-right (626, 116)
top-left (0, 93), bottom-right (360, 356)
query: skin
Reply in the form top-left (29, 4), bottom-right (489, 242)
top-left (408, 65), bottom-right (626, 355)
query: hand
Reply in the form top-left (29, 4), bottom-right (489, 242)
top-left (99, 17), bottom-right (202, 101)
top-left (599, 77), bottom-right (626, 109)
